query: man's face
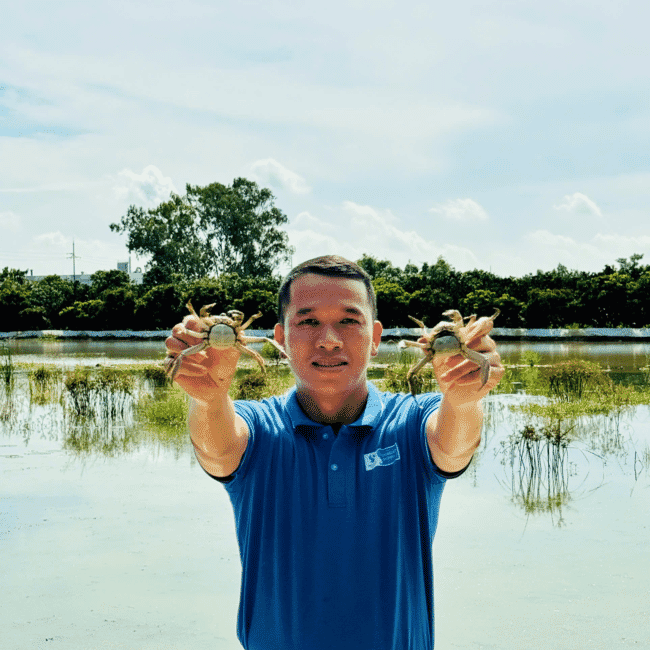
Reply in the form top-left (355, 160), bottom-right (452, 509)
top-left (274, 273), bottom-right (382, 396)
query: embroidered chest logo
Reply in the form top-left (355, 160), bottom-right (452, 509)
top-left (364, 443), bottom-right (401, 471)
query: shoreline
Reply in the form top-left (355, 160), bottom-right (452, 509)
top-left (2, 327), bottom-right (650, 342)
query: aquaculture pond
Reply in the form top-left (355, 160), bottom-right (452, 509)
top-left (1, 341), bottom-right (649, 650)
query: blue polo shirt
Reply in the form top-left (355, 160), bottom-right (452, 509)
top-left (216, 382), bottom-right (460, 650)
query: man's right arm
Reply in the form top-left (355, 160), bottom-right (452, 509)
top-left (166, 316), bottom-right (250, 479)
top-left (187, 393), bottom-right (249, 478)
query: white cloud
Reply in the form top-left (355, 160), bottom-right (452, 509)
top-left (20, 232), bottom-right (142, 276)
top-left (429, 198), bottom-right (489, 221)
top-left (251, 159), bottom-right (311, 194)
top-left (525, 230), bottom-right (578, 247)
top-left (553, 192), bottom-right (603, 218)
top-left (114, 165), bottom-right (176, 206)
top-left (0, 211), bottom-right (21, 232)
top-left (515, 229), bottom-right (650, 276)
top-left (288, 201), bottom-right (481, 271)
top-left (291, 211), bottom-right (335, 233)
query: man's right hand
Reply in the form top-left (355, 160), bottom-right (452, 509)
top-left (165, 313), bottom-right (241, 405)
top-left (165, 312), bottom-right (250, 477)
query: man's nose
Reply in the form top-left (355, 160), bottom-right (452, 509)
top-left (317, 325), bottom-right (342, 350)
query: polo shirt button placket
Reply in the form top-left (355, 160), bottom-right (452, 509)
top-left (327, 430), bottom-right (347, 507)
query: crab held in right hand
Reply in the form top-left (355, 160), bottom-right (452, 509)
top-left (398, 309), bottom-right (499, 396)
top-left (165, 302), bottom-right (286, 380)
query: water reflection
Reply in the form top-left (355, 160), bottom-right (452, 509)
top-left (2, 356), bottom-right (649, 523)
top-left (6, 338), bottom-right (650, 371)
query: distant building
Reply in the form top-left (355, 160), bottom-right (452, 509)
top-left (26, 271), bottom-right (94, 285)
top-left (117, 260), bottom-right (144, 285)
top-left (26, 263), bottom-right (144, 286)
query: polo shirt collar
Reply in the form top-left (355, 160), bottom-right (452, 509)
top-left (284, 381), bottom-right (384, 432)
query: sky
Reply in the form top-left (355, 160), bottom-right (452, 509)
top-left (1, 0), bottom-right (649, 280)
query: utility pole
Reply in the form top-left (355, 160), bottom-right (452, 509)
top-left (67, 240), bottom-right (81, 298)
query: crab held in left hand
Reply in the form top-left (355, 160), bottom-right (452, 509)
top-left (398, 309), bottom-right (499, 396)
top-left (165, 302), bottom-right (286, 380)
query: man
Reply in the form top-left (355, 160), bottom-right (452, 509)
top-left (165, 255), bottom-right (503, 650)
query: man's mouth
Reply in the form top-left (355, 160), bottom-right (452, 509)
top-left (312, 360), bottom-right (348, 368)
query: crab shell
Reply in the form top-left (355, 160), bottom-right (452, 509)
top-left (431, 333), bottom-right (464, 356)
top-left (208, 322), bottom-right (239, 348)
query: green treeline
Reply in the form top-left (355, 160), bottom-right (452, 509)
top-left (2, 252), bottom-right (648, 332)
top-left (2, 177), bottom-right (648, 331)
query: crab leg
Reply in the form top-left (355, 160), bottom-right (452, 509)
top-left (398, 339), bottom-right (428, 352)
top-left (406, 355), bottom-right (433, 396)
top-left (239, 312), bottom-right (263, 331)
top-left (165, 340), bottom-right (209, 379)
top-left (461, 347), bottom-right (492, 387)
top-left (235, 341), bottom-right (267, 371)
top-left (242, 335), bottom-right (287, 359)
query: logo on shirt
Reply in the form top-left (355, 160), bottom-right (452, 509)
top-left (364, 443), bottom-right (401, 471)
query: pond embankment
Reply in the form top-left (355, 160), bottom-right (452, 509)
top-left (3, 327), bottom-right (650, 341)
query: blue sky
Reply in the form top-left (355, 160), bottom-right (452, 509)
top-left (1, 0), bottom-right (649, 279)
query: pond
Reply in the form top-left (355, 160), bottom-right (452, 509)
top-left (1, 342), bottom-right (649, 649)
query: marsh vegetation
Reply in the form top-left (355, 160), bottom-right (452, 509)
top-left (2, 344), bottom-right (649, 515)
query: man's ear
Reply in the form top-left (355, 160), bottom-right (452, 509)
top-left (371, 320), bottom-right (383, 357)
top-left (274, 323), bottom-right (285, 348)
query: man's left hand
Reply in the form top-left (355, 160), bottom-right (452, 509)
top-left (429, 314), bottom-right (504, 407)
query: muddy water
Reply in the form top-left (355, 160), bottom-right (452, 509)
top-left (1, 345), bottom-right (649, 649)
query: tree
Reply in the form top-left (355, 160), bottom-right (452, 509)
top-left (110, 178), bottom-right (294, 284)
top-left (59, 300), bottom-right (105, 330)
top-left (372, 278), bottom-right (409, 327)
top-left (110, 194), bottom-right (214, 286)
top-left (616, 253), bottom-right (645, 280)
top-left (89, 270), bottom-right (132, 299)
top-left (188, 178), bottom-right (294, 277)
top-left (0, 279), bottom-right (32, 328)
top-left (100, 287), bottom-right (137, 330)
top-left (133, 284), bottom-right (185, 330)
top-left (1, 267), bottom-right (28, 284)
top-left (357, 255), bottom-right (404, 283)
top-left (232, 289), bottom-right (278, 329)
top-left (523, 288), bottom-right (573, 328)
top-left (407, 288), bottom-right (453, 325)
top-left (30, 275), bottom-right (75, 328)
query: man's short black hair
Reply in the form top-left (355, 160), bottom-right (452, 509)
top-left (278, 255), bottom-right (377, 325)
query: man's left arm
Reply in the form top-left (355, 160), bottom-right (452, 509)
top-left (425, 315), bottom-right (504, 474)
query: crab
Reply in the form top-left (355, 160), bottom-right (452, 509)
top-left (398, 308), bottom-right (499, 395)
top-left (165, 302), bottom-right (286, 380)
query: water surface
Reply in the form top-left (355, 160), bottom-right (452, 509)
top-left (1, 345), bottom-right (649, 649)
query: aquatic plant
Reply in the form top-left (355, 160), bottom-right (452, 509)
top-left (545, 359), bottom-right (609, 401)
top-left (137, 388), bottom-right (188, 429)
top-left (28, 365), bottom-right (62, 405)
top-left (520, 350), bottom-right (541, 367)
top-left (64, 366), bottom-right (95, 417)
top-left (94, 366), bottom-right (135, 419)
top-left (63, 419), bottom-right (138, 456)
top-left (141, 363), bottom-right (171, 388)
top-left (0, 343), bottom-right (14, 390)
top-left (501, 422), bottom-right (574, 519)
top-left (261, 340), bottom-right (282, 365)
top-left (234, 370), bottom-right (267, 401)
top-left (63, 365), bottom-right (135, 419)
top-left (381, 354), bottom-right (438, 395)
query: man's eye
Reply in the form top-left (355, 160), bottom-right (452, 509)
top-left (298, 318), bottom-right (319, 326)
top-left (341, 318), bottom-right (360, 324)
